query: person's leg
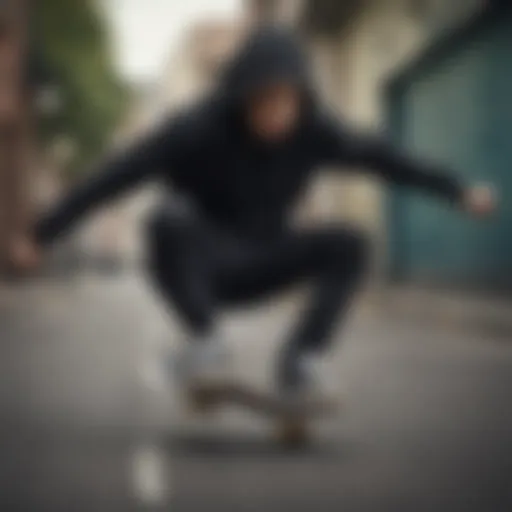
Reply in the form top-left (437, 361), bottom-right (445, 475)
top-left (277, 228), bottom-right (369, 389)
top-left (217, 226), bottom-right (369, 390)
top-left (145, 203), bottom-right (218, 338)
top-left (144, 203), bottom-right (238, 387)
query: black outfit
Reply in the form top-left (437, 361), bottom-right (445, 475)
top-left (34, 26), bottom-right (464, 387)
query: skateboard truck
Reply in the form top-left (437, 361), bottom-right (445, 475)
top-left (184, 379), bottom-right (340, 446)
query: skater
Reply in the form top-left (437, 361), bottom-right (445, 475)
top-left (11, 25), bottom-right (495, 399)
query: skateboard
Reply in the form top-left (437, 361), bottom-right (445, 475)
top-left (185, 380), bottom-right (340, 447)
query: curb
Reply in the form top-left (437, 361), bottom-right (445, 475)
top-left (375, 287), bottom-right (512, 338)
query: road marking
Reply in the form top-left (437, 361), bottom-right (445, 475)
top-left (131, 442), bottom-right (171, 506)
top-left (131, 325), bottom-right (176, 506)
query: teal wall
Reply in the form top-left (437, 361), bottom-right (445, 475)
top-left (387, 7), bottom-right (512, 290)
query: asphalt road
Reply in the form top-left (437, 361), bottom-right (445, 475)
top-left (0, 273), bottom-right (511, 512)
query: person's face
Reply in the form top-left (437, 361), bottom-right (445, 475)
top-left (246, 83), bottom-right (302, 142)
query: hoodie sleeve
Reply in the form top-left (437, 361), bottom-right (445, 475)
top-left (314, 114), bottom-right (465, 204)
top-left (34, 117), bottom-right (182, 246)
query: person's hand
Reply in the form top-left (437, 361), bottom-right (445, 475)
top-left (9, 234), bottom-right (42, 274)
top-left (462, 184), bottom-right (497, 218)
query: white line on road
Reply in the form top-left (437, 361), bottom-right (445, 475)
top-left (131, 324), bottom-right (176, 507)
top-left (131, 442), bottom-right (172, 506)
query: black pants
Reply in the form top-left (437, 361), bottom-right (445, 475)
top-left (145, 204), bottom-right (368, 357)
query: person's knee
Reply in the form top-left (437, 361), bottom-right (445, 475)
top-left (346, 230), bottom-right (370, 269)
top-left (146, 202), bottom-right (198, 246)
top-left (327, 228), bottom-right (370, 275)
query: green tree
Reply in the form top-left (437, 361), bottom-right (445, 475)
top-left (34, 0), bottom-right (128, 178)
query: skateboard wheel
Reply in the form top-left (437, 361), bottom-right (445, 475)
top-left (276, 418), bottom-right (309, 447)
top-left (187, 387), bottom-right (219, 412)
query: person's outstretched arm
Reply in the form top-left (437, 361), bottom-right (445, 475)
top-left (314, 113), bottom-right (495, 214)
top-left (9, 116), bottom-right (188, 273)
top-left (34, 118), bottom-right (178, 246)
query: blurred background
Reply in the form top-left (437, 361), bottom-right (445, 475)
top-left (0, 1), bottom-right (511, 511)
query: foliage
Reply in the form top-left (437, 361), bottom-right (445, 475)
top-left (33, 0), bottom-right (129, 177)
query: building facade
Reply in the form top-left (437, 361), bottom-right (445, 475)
top-left (302, 0), bottom-right (511, 289)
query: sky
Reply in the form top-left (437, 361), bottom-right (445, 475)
top-left (102, 0), bottom-right (242, 85)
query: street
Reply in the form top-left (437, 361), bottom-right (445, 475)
top-left (0, 272), bottom-right (511, 511)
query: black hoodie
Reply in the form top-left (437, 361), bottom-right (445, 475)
top-left (35, 25), bottom-right (463, 244)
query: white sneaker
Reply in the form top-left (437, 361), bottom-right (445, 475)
top-left (171, 337), bottom-right (233, 389)
top-left (278, 350), bottom-right (334, 403)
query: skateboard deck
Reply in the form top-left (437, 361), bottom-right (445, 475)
top-left (185, 380), bottom-right (340, 446)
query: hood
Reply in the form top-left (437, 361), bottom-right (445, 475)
top-left (219, 24), bottom-right (315, 110)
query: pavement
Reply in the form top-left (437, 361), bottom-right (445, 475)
top-left (382, 284), bottom-right (512, 338)
top-left (0, 271), bottom-right (511, 512)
